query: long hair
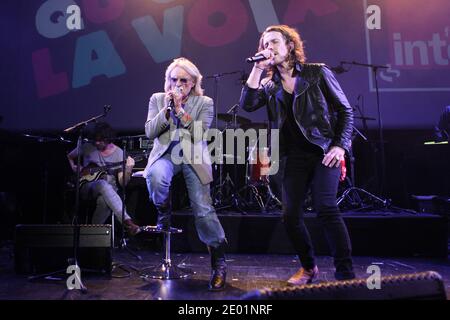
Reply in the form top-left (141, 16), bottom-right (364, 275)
top-left (258, 25), bottom-right (306, 78)
top-left (164, 57), bottom-right (204, 96)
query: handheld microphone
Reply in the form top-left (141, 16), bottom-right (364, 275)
top-left (167, 99), bottom-right (174, 112)
top-left (246, 54), bottom-right (267, 63)
top-left (167, 87), bottom-right (183, 112)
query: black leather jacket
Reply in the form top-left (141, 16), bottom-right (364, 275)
top-left (239, 63), bottom-right (353, 154)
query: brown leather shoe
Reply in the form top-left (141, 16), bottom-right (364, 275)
top-left (287, 266), bottom-right (319, 286)
top-left (124, 219), bottom-right (141, 236)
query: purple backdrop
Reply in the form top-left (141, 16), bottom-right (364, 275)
top-left (1, 0), bottom-right (449, 131)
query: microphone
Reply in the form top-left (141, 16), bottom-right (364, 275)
top-left (167, 99), bottom-right (174, 112)
top-left (330, 63), bottom-right (347, 74)
top-left (246, 54), bottom-right (267, 63)
top-left (167, 87), bottom-right (183, 112)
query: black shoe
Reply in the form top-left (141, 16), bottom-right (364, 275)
top-left (208, 242), bottom-right (227, 291)
top-left (209, 267), bottom-right (227, 291)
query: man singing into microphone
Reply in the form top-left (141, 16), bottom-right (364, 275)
top-left (143, 57), bottom-right (227, 291)
top-left (240, 25), bottom-right (355, 284)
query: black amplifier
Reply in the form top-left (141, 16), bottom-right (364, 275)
top-left (14, 224), bottom-right (112, 275)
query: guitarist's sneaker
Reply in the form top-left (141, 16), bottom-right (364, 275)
top-left (124, 219), bottom-right (141, 236)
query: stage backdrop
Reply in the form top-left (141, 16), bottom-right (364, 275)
top-left (1, 0), bottom-right (449, 131)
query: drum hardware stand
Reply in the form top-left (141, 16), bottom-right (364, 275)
top-left (214, 171), bottom-right (248, 213)
top-left (205, 71), bottom-right (247, 213)
top-left (263, 177), bottom-right (282, 211)
top-left (241, 178), bottom-right (282, 213)
top-left (337, 123), bottom-right (389, 211)
top-left (213, 103), bottom-right (249, 214)
top-left (211, 124), bottom-right (228, 209)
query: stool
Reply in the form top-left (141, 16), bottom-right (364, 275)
top-left (139, 226), bottom-right (193, 280)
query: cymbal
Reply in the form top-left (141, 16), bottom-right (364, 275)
top-left (217, 113), bottom-right (251, 125)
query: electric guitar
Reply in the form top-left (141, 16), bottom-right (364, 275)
top-left (79, 155), bottom-right (145, 188)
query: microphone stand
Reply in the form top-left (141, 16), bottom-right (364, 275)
top-left (204, 70), bottom-right (244, 130)
top-left (28, 106), bottom-right (111, 292)
top-left (204, 70), bottom-right (245, 209)
top-left (341, 61), bottom-right (388, 196)
top-left (214, 103), bottom-right (248, 214)
top-left (336, 95), bottom-right (389, 211)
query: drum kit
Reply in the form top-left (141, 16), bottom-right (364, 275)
top-left (211, 108), bottom-right (282, 213)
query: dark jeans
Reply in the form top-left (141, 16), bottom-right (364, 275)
top-left (282, 152), bottom-right (355, 280)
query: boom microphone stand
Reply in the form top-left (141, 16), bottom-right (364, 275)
top-left (205, 70), bottom-right (245, 130)
top-left (213, 103), bottom-right (249, 213)
top-left (341, 60), bottom-right (389, 196)
top-left (205, 70), bottom-right (246, 210)
top-left (28, 106), bottom-right (111, 292)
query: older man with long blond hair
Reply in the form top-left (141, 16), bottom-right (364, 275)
top-left (143, 57), bottom-right (227, 291)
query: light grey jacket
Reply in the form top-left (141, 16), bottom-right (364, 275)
top-left (143, 92), bottom-right (214, 184)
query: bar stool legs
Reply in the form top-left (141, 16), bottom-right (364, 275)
top-left (140, 226), bottom-right (193, 280)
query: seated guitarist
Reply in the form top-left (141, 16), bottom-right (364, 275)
top-left (67, 122), bottom-right (141, 236)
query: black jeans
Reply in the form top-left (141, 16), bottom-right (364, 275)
top-left (282, 152), bottom-right (355, 280)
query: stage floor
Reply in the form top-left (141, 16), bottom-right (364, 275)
top-left (0, 244), bottom-right (449, 300)
top-left (170, 209), bottom-right (449, 258)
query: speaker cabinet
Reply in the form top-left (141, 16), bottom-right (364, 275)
top-left (14, 224), bottom-right (112, 275)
